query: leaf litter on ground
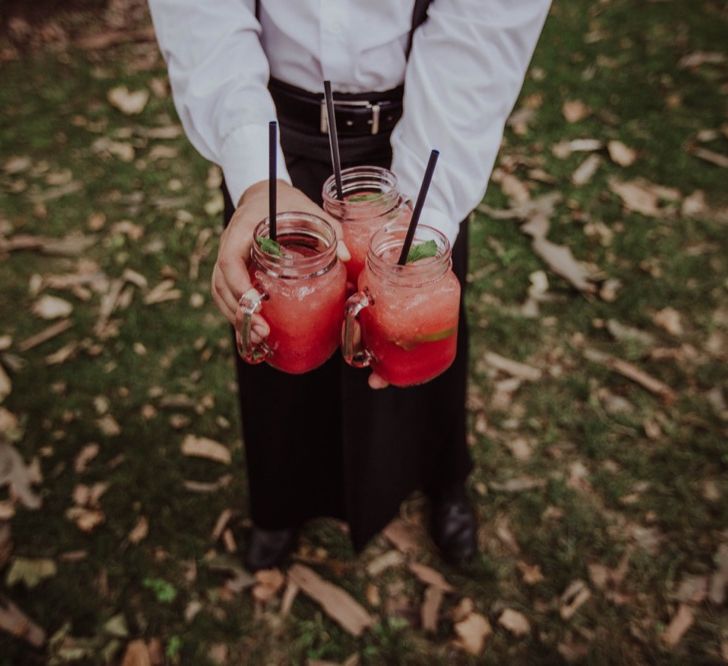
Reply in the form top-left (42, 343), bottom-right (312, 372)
top-left (180, 435), bottom-right (231, 465)
top-left (288, 564), bottom-right (373, 637)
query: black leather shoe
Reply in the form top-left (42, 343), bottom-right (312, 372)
top-left (244, 526), bottom-right (298, 572)
top-left (430, 487), bottom-right (478, 567)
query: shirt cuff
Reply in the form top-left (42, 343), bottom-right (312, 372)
top-left (411, 205), bottom-right (460, 249)
top-left (218, 124), bottom-right (291, 207)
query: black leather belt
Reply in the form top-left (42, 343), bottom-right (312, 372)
top-left (269, 77), bottom-right (404, 137)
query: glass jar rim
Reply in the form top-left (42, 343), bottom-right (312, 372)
top-left (251, 211), bottom-right (338, 279)
top-left (366, 223), bottom-right (452, 287)
top-left (322, 166), bottom-right (401, 219)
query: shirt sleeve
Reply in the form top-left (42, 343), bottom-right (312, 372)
top-left (390, 0), bottom-right (551, 245)
top-left (148, 0), bottom-right (291, 206)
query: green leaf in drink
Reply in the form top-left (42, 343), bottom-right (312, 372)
top-left (406, 239), bottom-right (438, 264)
top-left (347, 191), bottom-right (382, 202)
top-left (393, 326), bottom-right (456, 351)
top-left (256, 236), bottom-right (283, 257)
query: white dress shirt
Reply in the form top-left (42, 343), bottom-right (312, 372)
top-left (149, 0), bottom-right (550, 244)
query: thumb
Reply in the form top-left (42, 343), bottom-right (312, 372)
top-left (368, 372), bottom-right (389, 390)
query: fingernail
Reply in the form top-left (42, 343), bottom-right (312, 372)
top-left (337, 240), bottom-right (351, 262)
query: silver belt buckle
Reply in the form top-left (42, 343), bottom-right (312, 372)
top-left (319, 98), bottom-right (382, 135)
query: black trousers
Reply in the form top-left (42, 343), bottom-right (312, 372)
top-left (222, 123), bottom-right (473, 552)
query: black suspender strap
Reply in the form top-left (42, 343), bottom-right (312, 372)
top-left (405, 0), bottom-right (432, 59)
top-left (256, 2), bottom-right (431, 60)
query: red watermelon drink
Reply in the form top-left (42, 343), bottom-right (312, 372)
top-left (322, 166), bottom-right (410, 285)
top-left (236, 212), bottom-right (346, 374)
top-left (342, 223), bottom-right (460, 387)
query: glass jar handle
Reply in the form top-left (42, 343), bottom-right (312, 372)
top-left (235, 287), bottom-right (271, 364)
top-left (342, 289), bottom-right (373, 368)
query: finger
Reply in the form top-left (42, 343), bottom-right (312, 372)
top-left (218, 231), bottom-right (254, 303)
top-left (337, 239), bottom-right (351, 262)
top-left (234, 304), bottom-right (269, 346)
top-left (211, 266), bottom-right (239, 321)
top-left (250, 313), bottom-right (270, 342)
top-left (211, 283), bottom-right (236, 325)
top-left (368, 372), bottom-right (389, 390)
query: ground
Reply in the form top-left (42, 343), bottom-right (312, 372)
top-left (0, 1), bottom-right (727, 664)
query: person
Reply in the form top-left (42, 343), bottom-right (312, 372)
top-left (148, 0), bottom-right (551, 571)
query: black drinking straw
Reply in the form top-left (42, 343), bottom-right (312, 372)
top-left (397, 149), bottom-right (440, 265)
top-left (323, 80), bottom-right (344, 200)
top-left (268, 120), bottom-right (277, 241)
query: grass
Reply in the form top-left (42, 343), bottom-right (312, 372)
top-left (1, 0), bottom-right (727, 664)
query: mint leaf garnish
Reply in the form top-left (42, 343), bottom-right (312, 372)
top-left (256, 236), bottom-right (283, 257)
top-left (406, 240), bottom-right (438, 264)
top-left (394, 326), bottom-right (456, 350)
top-left (347, 192), bottom-right (381, 202)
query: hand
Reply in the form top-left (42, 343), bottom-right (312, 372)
top-left (368, 372), bottom-right (389, 389)
top-left (211, 180), bottom-right (350, 345)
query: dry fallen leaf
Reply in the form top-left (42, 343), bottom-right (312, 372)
top-left (504, 436), bottom-right (532, 461)
top-left (499, 173), bottom-right (530, 204)
top-left (517, 561), bottom-right (545, 585)
top-left (183, 475), bottom-right (233, 493)
top-left (681, 190), bottom-right (707, 217)
top-left (0, 233), bottom-right (94, 256)
top-left (560, 580), bottom-right (591, 620)
top-left (74, 443), bottom-right (100, 473)
top-left (144, 280), bottom-right (182, 305)
top-left (383, 519), bottom-right (421, 555)
top-left (3, 155), bottom-right (32, 174)
top-left (498, 608), bottom-right (531, 637)
top-left (584, 348), bottom-right (676, 404)
top-left (408, 562), bottom-right (453, 592)
top-left (606, 319), bottom-right (656, 347)
top-left (652, 307), bottom-right (684, 336)
top-left (288, 564), bottom-right (373, 637)
top-left (211, 508), bottom-right (235, 542)
top-left (280, 579), bottom-right (300, 616)
top-left (661, 604), bottom-right (694, 648)
top-left (562, 100), bottom-right (590, 123)
top-left (120, 639), bottom-right (152, 666)
top-left (451, 597), bottom-right (474, 623)
top-left (552, 138), bottom-right (602, 159)
top-left (0, 524), bottom-right (11, 570)
top-left (588, 563), bottom-right (610, 590)
top-left (454, 612), bottom-right (492, 656)
top-left (600, 278), bottom-right (622, 302)
top-left (0, 443), bottom-right (42, 509)
top-left (97, 415), bottom-right (121, 437)
top-left (532, 236), bottom-right (596, 293)
top-left (32, 295), bottom-right (73, 320)
top-left (483, 351), bottom-right (541, 381)
top-left (571, 154), bottom-right (601, 186)
top-left (181, 435), bottom-right (231, 465)
top-left (0, 365), bottom-right (10, 403)
top-left (129, 516), bottom-right (149, 544)
top-left (709, 544), bottom-right (728, 604)
top-left (421, 585), bottom-right (443, 633)
top-left (0, 595), bottom-right (46, 647)
top-left (252, 568), bottom-right (285, 604)
top-left (608, 178), bottom-right (679, 217)
top-left (6, 558), bottom-right (56, 589)
top-left (674, 574), bottom-right (708, 604)
top-left (678, 51), bottom-right (725, 68)
top-left (366, 549), bottom-right (404, 576)
top-left (108, 86), bottom-right (150, 115)
top-left (607, 140), bottom-right (637, 167)
top-left (691, 147), bottom-right (728, 168)
top-left (19, 320), bottom-right (72, 352)
top-left (557, 640), bottom-right (590, 663)
top-left (489, 476), bottom-right (546, 493)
